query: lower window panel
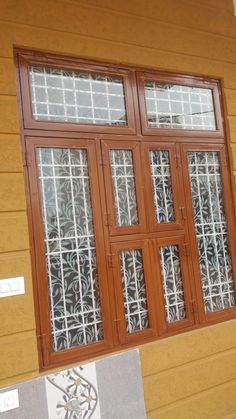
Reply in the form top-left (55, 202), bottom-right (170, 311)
top-left (119, 248), bottom-right (150, 334)
top-left (159, 244), bottom-right (186, 323)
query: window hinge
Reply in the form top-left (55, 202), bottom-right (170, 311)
top-left (175, 154), bottom-right (181, 168)
top-left (189, 299), bottom-right (197, 315)
top-left (113, 318), bottom-right (122, 331)
top-left (99, 151), bottom-right (108, 167)
top-left (183, 243), bottom-right (190, 256)
top-left (37, 333), bottom-right (46, 354)
top-left (107, 254), bottom-right (114, 268)
top-left (222, 154), bottom-right (229, 167)
top-left (23, 151), bottom-right (31, 167)
top-left (179, 206), bottom-right (187, 220)
top-left (104, 212), bottom-right (112, 227)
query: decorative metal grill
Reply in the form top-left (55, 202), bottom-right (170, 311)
top-left (159, 244), bottom-right (186, 322)
top-left (119, 249), bottom-right (149, 333)
top-left (37, 148), bottom-right (103, 351)
top-left (30, 66), bottom-right (127, 126)
top-left (188, 151), bottom-right (235, 312)
top-left (144, 81), bottom-right (216, 130)
top-left (149, 150), bottom-right (175, 223)
top-left (110, 150), bottom-right (139, 226)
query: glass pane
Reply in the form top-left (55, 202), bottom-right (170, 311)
top-left (119, 249), bottom-right (149, 334)
top-left (110, 150), bottom-right (139, 226)
top-left (149, 150), bottom-right (175, 223)
top-left (159, 244), bottom-right (186, 322)
top-left (144, 81), bottom-right (216, 130)
top-left (188, 151), bottom-right (235, 313)
top-left (30, 66), bottom-right (127, 126)
top-left (37, 148), bottom-right (103, 351)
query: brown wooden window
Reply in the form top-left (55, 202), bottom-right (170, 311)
top-left (16, 49), bottom-right (236, 369)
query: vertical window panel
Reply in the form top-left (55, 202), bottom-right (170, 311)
top-left (188, 151), bottom-right (235, 313)
top-left (119, 249), bottom-right (149, 334)
top-left (159, 244), bottom-right (186, 322)
top-left (110, 149), bottom-right (139, 226)
top-left (149, 150), bottom-right (175, 223)
top-left (37, 147), bottom-right (103, 351)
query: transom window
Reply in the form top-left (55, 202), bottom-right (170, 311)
top-left (144, 81), bottom-right (216, 130)
top-left (30, 66), bottom-right (127, 126)
top-left (16, 49), bottom-right (236, 369)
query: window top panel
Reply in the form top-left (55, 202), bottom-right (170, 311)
top-left (18, 51), bottom-right (136, 134)
top-left (30, 66), bottom-right (128, 127)
top-left (17, 50), bottom-right (224, 139)
top-left (137, 71), bottom-right (223, 139)
top-left (144, 81), bottom-right (216, 131)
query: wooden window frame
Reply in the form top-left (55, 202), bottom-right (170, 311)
top-left (15, 48), bottom-right (236, 371)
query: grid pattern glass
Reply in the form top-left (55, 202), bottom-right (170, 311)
top-left (119, 249), bottom-right (149, 333)
top-left (144, 81), bottom-right (216, 130)
top-left (188, 151), bottom-right (235, 312)
top-left (159, 245), bottom-right (186, 322)
top-left (110, 150), bottom-right (139, 226)
top-left (149, 150), bottom-right (175, 223)
top-left (30, 66), bottom-right (127, 126)
top-left (36, 147), bottom-right (103, 352)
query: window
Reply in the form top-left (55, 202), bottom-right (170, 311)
top-left (16, 49), bottom-right (236, 369)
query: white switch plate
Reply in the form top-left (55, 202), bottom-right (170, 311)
top-left (0, 276), bottom-right (25, 298)
top-left (0, 389), bottom-right (19, 412)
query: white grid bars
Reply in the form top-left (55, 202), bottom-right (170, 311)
top-left (30, 66), bottom-right (127, 126)
top-left (144, 81), bottom-right (216, 130)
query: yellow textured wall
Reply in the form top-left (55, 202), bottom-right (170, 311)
top-left (141, 320), bottom-right (236, 418)
top-left (0, 0), bottom-right (236, 416)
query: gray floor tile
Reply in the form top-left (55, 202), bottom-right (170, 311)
top-left (96, 349), bottom-right (147, 419)
top-left (0, 377), bottom-right (48, 419)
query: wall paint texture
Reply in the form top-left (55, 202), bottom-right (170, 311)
top-left (0, 0), bottom-right (236, 417)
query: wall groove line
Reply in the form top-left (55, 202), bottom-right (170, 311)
top-left (61, 0), bottom-right (236, 41)
top-left (146, 377), bottom-right (236, 414)
top-left (142, 345), bottom-right (236, 378)
top-left (2, 20), bottom-right (236, 67)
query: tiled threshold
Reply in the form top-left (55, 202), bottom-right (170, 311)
top-left (0, 349), bottom-right (147, 419)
